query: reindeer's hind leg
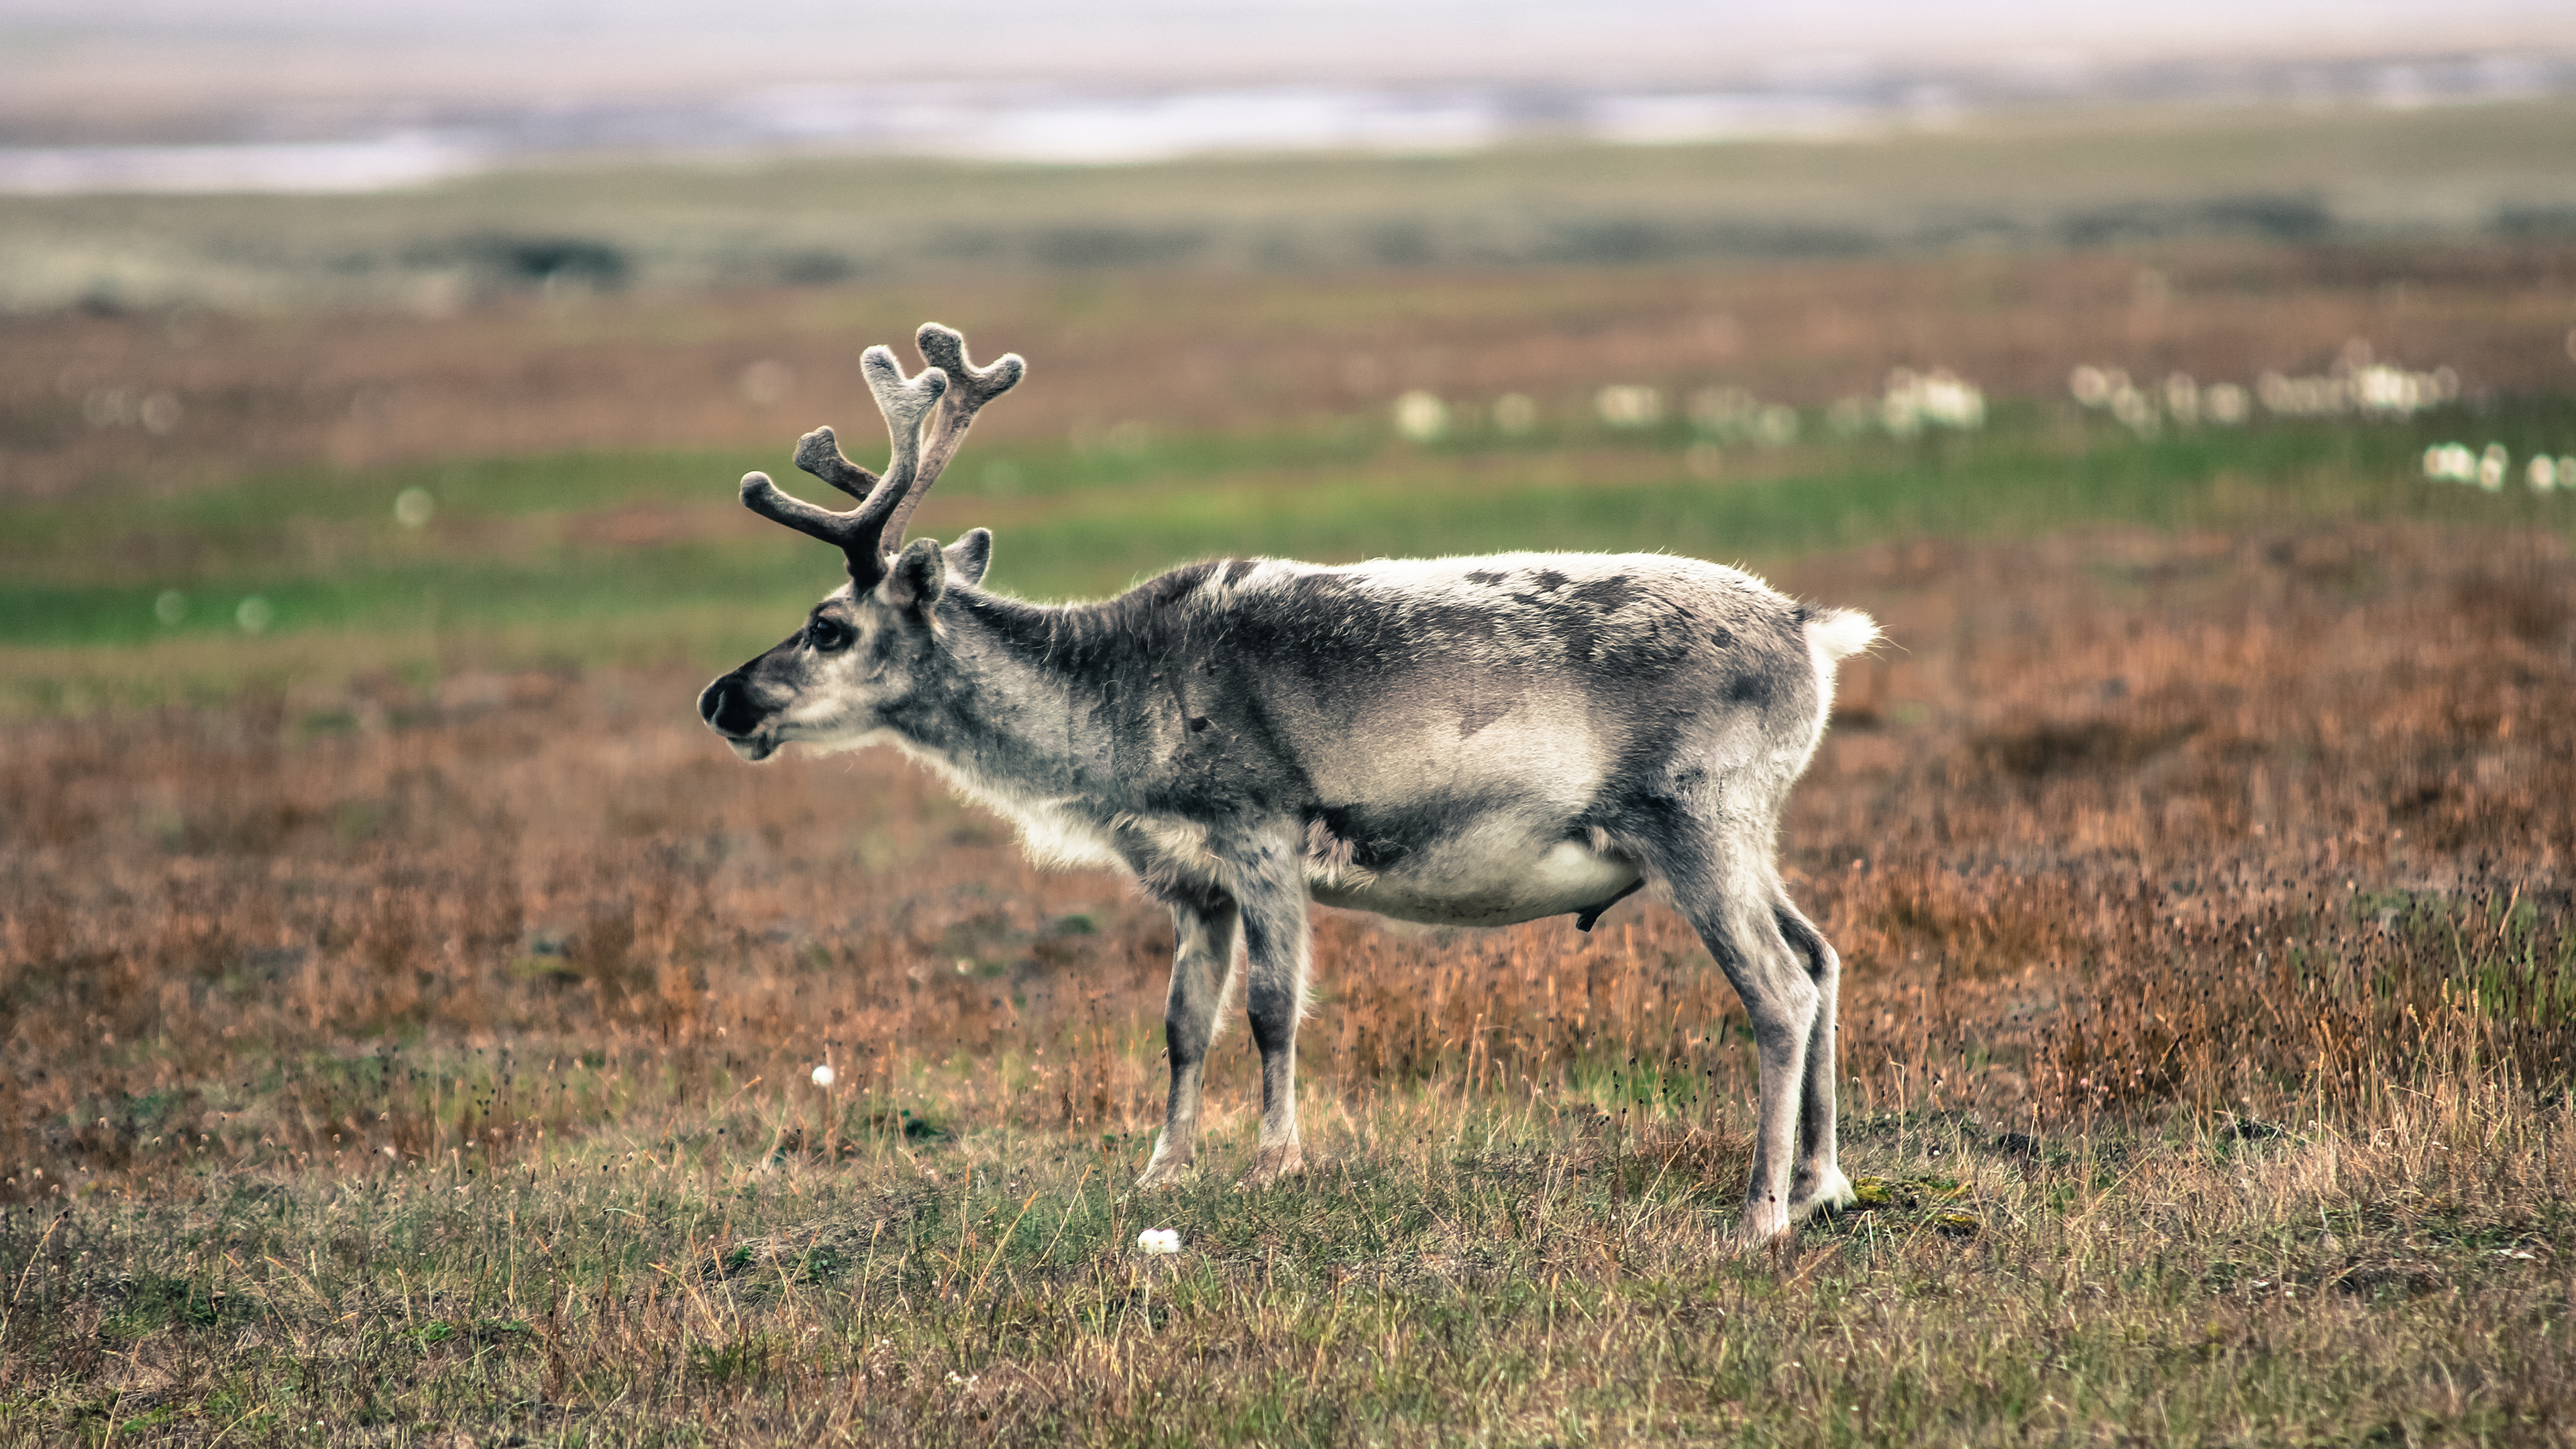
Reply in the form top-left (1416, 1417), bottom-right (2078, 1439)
top-left (1633, 814), bottom-right (1819, 1244)
top-left (1776, 898), bottom-right (1855, 1221)
top-left (1136, 888), bottom-right (1240, 1188)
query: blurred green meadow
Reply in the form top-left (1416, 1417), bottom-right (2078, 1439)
top-left (6, 392), bottom-right (2575, 714)
top-left (12, 97), bottom-right (2576, 718)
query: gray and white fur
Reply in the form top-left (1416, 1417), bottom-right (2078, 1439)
top-left (699, 324), bottom-right (1879, 1242)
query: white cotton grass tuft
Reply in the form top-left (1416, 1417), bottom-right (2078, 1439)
top-left (1594, 384), bottom-right (1663, 427)
top-left (1391, 390), bottom-right (1448, 443)
top-left (1686, 385), bottom-right (1801, 445)
top-left (810, 1063), bottom-right (836, 1088)
top-left (2251, 340), bottom-right (2458, 420)
top-left (2479, 443), bottom-right (2510, 492)
top-left (2423, 443), bottom-right (2480, 483)
top-left (1136, 1228), bottom-right (1182, 1255)
top-left (1881, 368), bottom-right (1985, 437)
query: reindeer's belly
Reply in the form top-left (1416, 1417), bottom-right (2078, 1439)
top-left (1307, 830), bottom-right (1643, 929)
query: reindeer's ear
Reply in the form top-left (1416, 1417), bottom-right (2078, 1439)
top-left (884, 536), bottom-right (947, 611)
top-left (943, 528), bottom-right (993, 587)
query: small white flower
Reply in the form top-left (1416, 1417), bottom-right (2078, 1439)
top-left (1136, 1228), bottom-right (1181, 1255)
top-left (810, 1063), bottom-right (836, 1087)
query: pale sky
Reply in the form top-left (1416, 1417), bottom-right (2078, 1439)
top-left (8, 0), bottom-right (2572, 89)
top-left (6, 0), bottom-right (2570, 147)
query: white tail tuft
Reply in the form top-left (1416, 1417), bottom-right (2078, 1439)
top-left (1805, 607), bottom-right (1880, 662)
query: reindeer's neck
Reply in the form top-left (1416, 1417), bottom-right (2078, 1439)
top-left (887, 585), bottom-right (1161, 814)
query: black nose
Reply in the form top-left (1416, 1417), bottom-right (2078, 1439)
top-left (698, 674), bottom-right (759, 735)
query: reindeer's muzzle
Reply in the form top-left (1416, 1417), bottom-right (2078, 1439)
top-left (698, 672), bottom-right (777, 759)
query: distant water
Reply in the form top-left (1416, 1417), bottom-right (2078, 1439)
top-left (0, 83), bottom-right (1888, 195)
top-left (1, 51), bottom-right (2567, 196)
top-left (0, 133), bottom-right (484, 196)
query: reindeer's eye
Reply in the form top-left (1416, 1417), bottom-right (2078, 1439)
top-left (807, 615), bottom-right (852, 653)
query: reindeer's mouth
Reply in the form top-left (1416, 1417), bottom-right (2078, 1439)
top-left (700, 672), bottom-right (785, 761)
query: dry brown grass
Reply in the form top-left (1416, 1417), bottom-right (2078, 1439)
top-left (3, 508), bottom-right (2575, 1442)
top-left (3, 517), bottom-right (2568, 1197)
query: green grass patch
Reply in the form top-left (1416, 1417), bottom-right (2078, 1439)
top-left (7, 398), bottom-right (2575, 708)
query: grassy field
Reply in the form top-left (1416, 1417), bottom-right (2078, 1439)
top-left (5, 123), bottom-right (2576, 1441)
top-left (3, 513), bottom-right (2573, 1444)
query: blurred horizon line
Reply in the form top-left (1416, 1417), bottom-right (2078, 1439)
top-left (4, 47), bottom-right (2573, 197)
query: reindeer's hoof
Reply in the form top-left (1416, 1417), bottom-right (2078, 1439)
top-left (1788, 1166), bottom-right (1857, 1222)
top-left (1133, 1158), bottom-right (1195, 1191)
top-left (1736, 1195), bottom-right (1793, 1248)
top-left (1236, 1143), bottom-right (1305, 1188)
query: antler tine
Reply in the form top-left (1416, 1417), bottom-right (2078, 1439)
top-left (740, 470), bottom-right (873, 552)
top-left (792, 426), bottom-right (878, 502)
top-left (880, 322), bottom-right (1026, 550)
top-left (785, 347), bottom-right (951, 511)
top-left (737, 345), bottom-right (947, 580)
top-left (860, 343), bottom-right (949, 529)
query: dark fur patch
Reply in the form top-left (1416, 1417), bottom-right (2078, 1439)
top-left (1567, 575), bottom-right (1638, 612)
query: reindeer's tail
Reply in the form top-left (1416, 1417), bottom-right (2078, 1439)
top-left (1800, 606), bottom-right (1879, 733)
top-left (1804, 606), bottom-right (1880, 663)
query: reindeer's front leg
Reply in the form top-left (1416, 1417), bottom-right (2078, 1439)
top-left (1233, 835), bottom-right (1312, 1185)
top-left (1137, 888), bottom-right (1239, 1188)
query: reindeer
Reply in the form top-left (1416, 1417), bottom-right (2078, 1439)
top-left (698, 324), bottom-right (1878, 1241)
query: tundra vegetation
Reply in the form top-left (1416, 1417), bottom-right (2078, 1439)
top-left (4, 120), bottom-right (2576, 1445)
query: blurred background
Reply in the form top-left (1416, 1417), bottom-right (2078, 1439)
top-left (7, 0), bottom-right (2576, 682)
top-left (7, 0), bottom-right (2576, 686)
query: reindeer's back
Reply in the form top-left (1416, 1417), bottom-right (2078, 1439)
top-left (1135, 552), bottom-right (1823, 814)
